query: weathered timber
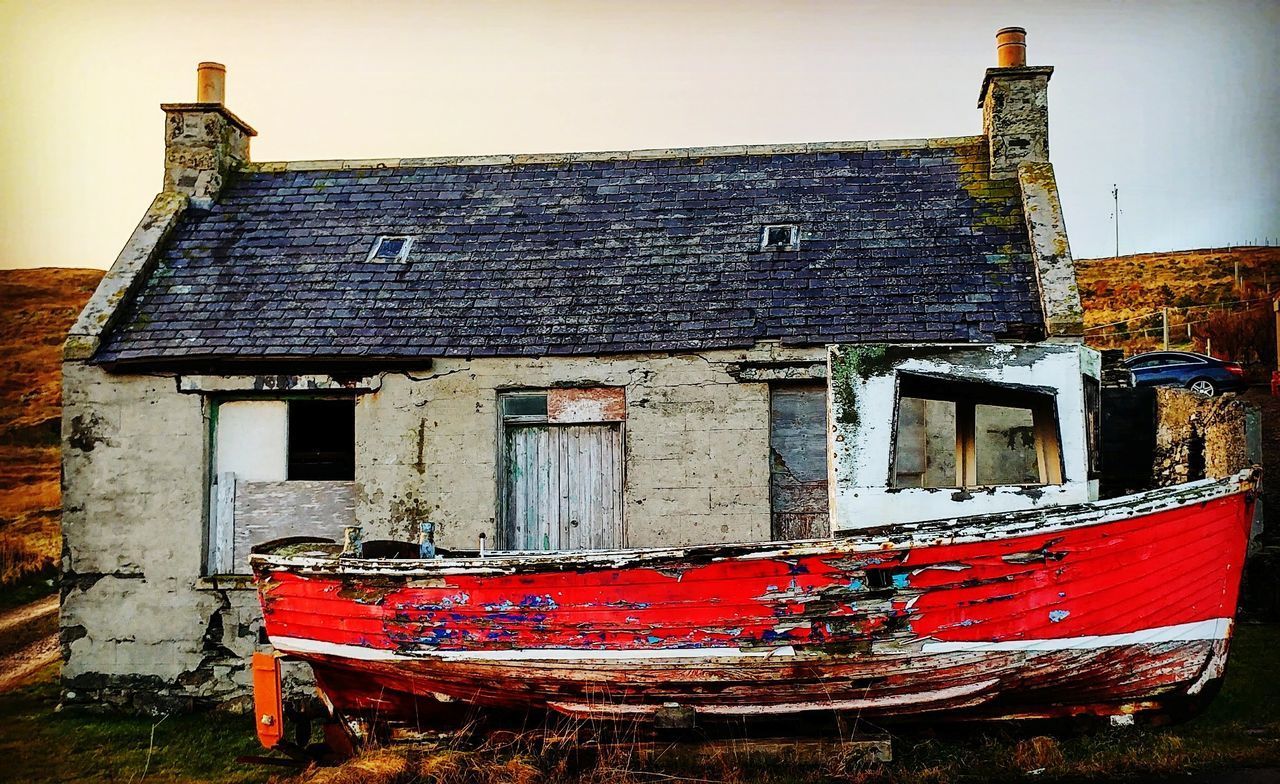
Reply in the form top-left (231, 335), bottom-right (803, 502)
top-left (250, 470), bottom-right (1256, 726)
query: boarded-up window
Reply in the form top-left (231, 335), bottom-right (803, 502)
top-left (770, 385), bottom-right (829, 540)
top-left (892, 398), bottom-right (957, 488)
top-left (974, 404), bottom-right (1039, 485)
top-left (891, 375), bottom-right (1062, 489)
top-left (499, 389), bottom-right (625, 551)
top-left (208, 398), bottom-right (357, 574)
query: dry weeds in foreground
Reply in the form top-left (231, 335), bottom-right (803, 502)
top-left (282, 732), bottom-right (908, 784)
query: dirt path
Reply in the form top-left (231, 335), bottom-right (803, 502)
top-left (0, 595), bottom-right (58, 693)
top-left (0, 634), bottom-right (58, 693)
top-left (0, 595), bottom-right (57, 638)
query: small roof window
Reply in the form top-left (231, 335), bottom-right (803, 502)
top-left (761, 225), bottom-right (799, 251)
top-left (368, 235), bottom-right (413, 261)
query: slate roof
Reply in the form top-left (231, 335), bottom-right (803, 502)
top-left (96, 137), bottom-right (1045, 365)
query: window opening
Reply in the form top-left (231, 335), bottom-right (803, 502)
top-left (369, 235), bottom-right (412, 261)
top-left (288, 399), bottom-right (356, 480)
top-left (761, 225), bottom-right (799, 251)
top-left (891, 374), bottom-right (1061, 488)
top-left (208, 396), bottom-right (357, 575)
top-left (974, 404), bottom-right (1039, 485)
top-left (892, 397), bottom-right (957, 488)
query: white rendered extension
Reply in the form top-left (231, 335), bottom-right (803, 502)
top-left (829, 343), bottom-right (1101, 530)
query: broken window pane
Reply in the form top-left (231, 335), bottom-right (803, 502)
top-left (287, 399), bottom-right (356, 480)
top-left (974, 404), bottom-right (1039, 485)
top-left (893, 397), bottom-right (956, 488)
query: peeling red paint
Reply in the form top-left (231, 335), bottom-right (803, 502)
top-left (252, 472), bottom-right (1255, 724)
top-left (547, 387), bottom-right (625, 423)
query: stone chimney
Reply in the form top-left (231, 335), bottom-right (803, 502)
top-left (978, 27), bottom-right (1053, 178)
top-left (162, 62), bottom-right (256, 208)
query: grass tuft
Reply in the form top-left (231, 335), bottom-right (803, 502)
top-left (1010, 735), bottom-right (1063, 772)
top-left (304, 747), bottom-right (412, 784)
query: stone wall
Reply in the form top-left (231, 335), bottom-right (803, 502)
top-left (60, 344), bottom-right (818, 711)
top-left (1152, 387), bottom-right (1253, 486)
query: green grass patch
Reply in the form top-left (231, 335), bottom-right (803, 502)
top-left (0, 665), bottom-right (265, 783)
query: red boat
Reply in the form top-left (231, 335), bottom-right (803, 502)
top-left (251, 468), bottom-right (1257, 728)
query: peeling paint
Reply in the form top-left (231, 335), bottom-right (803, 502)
top-left (252, 469), bottom-right (1255, 723)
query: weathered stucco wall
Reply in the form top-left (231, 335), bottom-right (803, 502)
top-left (355, 351), bottom-right (792, 551)
top-left (60, 361), bottom-right (242, 710)
top-left (61, 344), bottom-right (817, 710)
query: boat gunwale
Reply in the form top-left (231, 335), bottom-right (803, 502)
top-left (248, 468), bottom-right (1258, 579)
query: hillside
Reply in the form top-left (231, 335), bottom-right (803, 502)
top-left (1076, 246), bottom-right (1280, 357)
top-left (0, 268), bottom-right (102, 588)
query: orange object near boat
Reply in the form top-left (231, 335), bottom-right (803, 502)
top-left (251, 651), bottom-right (285, 749)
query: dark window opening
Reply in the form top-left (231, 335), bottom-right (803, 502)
top-left (371, 235), bottom-right (411, 260)
top-left (891, 374), bottom-right (1062, 489)
top-left (288, 399), bottom-right (355, 480)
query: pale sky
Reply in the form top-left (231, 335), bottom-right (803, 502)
top-left (0, 0), bottom-right (1276, 270)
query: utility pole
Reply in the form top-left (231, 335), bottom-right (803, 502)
top-left (1162, 307), bottom-right (1169, 350)
top-left (1274, 298), bottom-right (1280, 371)
top-left (1111, 184), bottom-right (1120, 257)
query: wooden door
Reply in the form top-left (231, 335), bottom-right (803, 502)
top-left (503, 423), bottom-right (623, 550)
top-left (769, 385), bottom-right (830, 540)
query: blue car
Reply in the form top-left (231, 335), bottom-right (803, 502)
top-left (1122, 351), bottom-right (1247, 397)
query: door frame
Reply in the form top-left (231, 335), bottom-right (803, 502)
top-left (495, 389), bottom-right (627, 550)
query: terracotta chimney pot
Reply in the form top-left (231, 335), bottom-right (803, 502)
top-left (996, 27), bottom-right (1027, 68)
top-left (196, 62), bottom-right (226, 104)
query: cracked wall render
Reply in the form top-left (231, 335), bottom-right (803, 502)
top-left (62, 345), bottom-right (814, 708)
top-left (356, 350), bottom-right (789, 549)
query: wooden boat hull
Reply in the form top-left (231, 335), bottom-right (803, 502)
top-left (251, 472), bottom-right (1256, 725)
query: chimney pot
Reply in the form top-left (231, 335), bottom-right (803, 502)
top-left (995, 27), bottom-right (1027, 68)
top-left (196, 62), bottom-right (226, 104)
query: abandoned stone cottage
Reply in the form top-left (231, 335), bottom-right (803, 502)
top-left (61, 32), bottom-right (1086, 710)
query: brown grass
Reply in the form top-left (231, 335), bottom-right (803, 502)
top-left (301, 748), bottom-right (413, 784)
top-left (0, 267), bottom-right (102, 588)
top-left (0, 446), bottom-right (61, 587)
top-left (1076, 245), bottom-right (1280, 358)
top-left (1009, 735), bottom-right (1063, 771)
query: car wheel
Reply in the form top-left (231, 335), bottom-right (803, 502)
top-left (1188, 378), bottom-right (1216, 397)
